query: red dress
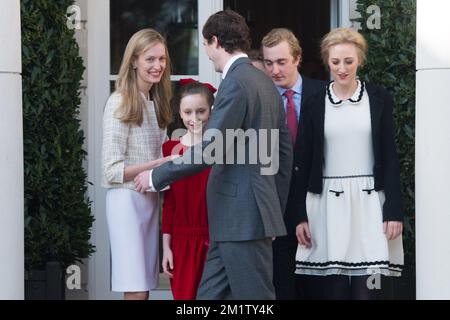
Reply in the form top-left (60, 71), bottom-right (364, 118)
top-left (161, 139), bottom-right (210, 300)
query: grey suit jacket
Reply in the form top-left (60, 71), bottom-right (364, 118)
top-left (153, 57), bottom-right (293, 242)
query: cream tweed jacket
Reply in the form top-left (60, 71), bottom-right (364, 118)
top-left (102, 92), bottom-right (167, 190)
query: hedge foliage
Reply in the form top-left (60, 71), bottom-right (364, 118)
top-left (22, 0), bottom-right (95, 273)
top-left (355, 0), bottom-right (416, 271)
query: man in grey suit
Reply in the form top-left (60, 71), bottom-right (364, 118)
top-left (135, 10), bottom-right (293, 300)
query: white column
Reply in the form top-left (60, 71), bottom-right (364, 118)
top-left (0, 0), bottom-right (24, 299)
top-left (416, 0), bottom-right (450, 300)
top-left (87, 0), bottom-right (120, 300)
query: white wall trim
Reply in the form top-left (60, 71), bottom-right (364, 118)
top-left (87, 0), bottom-right (121, 300)
top-left (0, 71), bottom-right (21, 75)
top-left (338, 0), bottom-right (352, 28)
top-left (416, 0), bottom-right (450, 300)
top-left (330, 0), bottom-right (340, 29)
top-left (0, 0), bottom-right (21, 72)
top-left (416, 0), bottom-right (450, 70)
top-left (0, 0), bottom-right (23, 300)
top-left (198, 0), bottom-right (222, 89)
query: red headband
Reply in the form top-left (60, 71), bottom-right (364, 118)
top-left (179, 78), bottom-right (217, 94)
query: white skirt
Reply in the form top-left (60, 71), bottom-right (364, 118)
top-left (295, 175), bottom-right (404, 277)
top-left (106, 188), bottom-right (160, 292)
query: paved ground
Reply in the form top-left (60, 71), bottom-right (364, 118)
top-left (65, 273), bottom-right (173, 300)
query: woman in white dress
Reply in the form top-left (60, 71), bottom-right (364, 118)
top-left (102, 29), bottom-right (175, 300)
top-left (293, 28), bottom-right (404, 299)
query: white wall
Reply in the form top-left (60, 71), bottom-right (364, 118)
top-left (416, 0), bottom-right (450, 300)
top-left (86, 0), bottom-right (119, 300)
top-left (0, 0), bottom-right (24, 300)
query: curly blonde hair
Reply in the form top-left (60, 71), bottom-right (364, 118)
top-left (321, 28), bottom-right (368, 67)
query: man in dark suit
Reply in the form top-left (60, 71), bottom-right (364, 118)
top-left (135, 11), bottom-right (293, 299)
top-left (262, 28), bottom-right (326, 299)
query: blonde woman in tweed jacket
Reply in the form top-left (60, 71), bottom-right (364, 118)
top-left (102, 29), bottom-right (175, 300)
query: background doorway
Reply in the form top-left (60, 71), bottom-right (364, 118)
top-left (224, 0), bottom-right (330, 80)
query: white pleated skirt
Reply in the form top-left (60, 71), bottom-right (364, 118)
top-left (106, 188), bottom-right (160, 292)
top-left (295, 176), bottom-right (404, 277)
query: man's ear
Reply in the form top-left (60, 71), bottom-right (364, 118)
top-left (294, 55), bottom-right (302, 70)
top-left (212, 35), bottom-right (220, 48)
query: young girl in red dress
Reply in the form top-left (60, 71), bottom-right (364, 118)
top-left (161, 80), bottom-right (216, 300)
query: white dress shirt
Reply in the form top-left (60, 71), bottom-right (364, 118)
top-left (222, 53), bottom-right (248, 79)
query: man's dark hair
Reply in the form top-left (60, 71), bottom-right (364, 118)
top-left (248, 49), bottom-right (263, 63)
top-left (202, 10), bottom-right (251, 54)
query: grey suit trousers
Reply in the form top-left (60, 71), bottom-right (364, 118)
top-left (196, 238), bottom-right (275, 300)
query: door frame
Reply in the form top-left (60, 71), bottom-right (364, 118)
top-left (331, 0), bottom-right (354, 29)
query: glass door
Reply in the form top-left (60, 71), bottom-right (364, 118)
top-left (224, 0), bottom-right (331, 80)
top-left (110, 0), bottom-right (199, 89)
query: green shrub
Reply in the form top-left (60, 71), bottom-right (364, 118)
top-left (22, 0), bottom-right (95, 273)
top-left (355, 0), bottom-right (416, 282)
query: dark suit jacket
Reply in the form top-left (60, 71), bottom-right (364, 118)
top-left (283, 76), bottom-right (326, 235)
top-left (290, 82), bottom-right (404, 227)
top-left (152, 57), bottom-right (293, 242)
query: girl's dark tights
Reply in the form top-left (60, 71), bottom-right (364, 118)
top-left (322, 275), bottom-right (382, 300)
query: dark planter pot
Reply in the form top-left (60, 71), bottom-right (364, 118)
top-left (25, 261), bottom-right (65, 300)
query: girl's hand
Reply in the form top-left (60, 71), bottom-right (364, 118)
top-left (296, 222), bottom-right (312, 248)
top-left (384, 221), bottom-right (403, 240)
top-left (162, 249), bottom-right (174, 278)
